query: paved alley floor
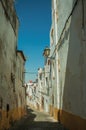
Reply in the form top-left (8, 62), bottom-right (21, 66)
top-left (9, 106), bottom-right (68, 130)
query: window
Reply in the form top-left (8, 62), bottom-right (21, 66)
top-left (40, 73), bottom-right (42, 80)
top-left (48, 60), bottom-right (50, 65)
top-left (0, 97), bottom-right (3, 109)
top-left (6, 104), bottom-right (10, 118)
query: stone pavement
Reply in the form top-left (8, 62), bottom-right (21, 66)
top-left (9, 106), bottom-right (68, 130)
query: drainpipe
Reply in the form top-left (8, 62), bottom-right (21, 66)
top-left (54, 0), bottom-right (60, 114)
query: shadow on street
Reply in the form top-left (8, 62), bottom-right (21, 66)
top-left (9, 106), bottom-right (68, 130)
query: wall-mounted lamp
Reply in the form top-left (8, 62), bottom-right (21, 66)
top-left (43, 47), bottom-right (50, 57)
top-left (43, 47), bottom-right (55, 60)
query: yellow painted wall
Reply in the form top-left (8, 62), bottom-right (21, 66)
top-left (60, 109), bottom-right (86, 130)
top-left (0, 107), bottom-right (26, 130)
top-left (49, 105), bottom-right (86, 130)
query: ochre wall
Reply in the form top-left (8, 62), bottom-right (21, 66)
top-left (60, 109), bottom-right (86, 130)
top-left (49, 105), bottom-right (86, 130)
top-left (0, 107), bottom-right (26, 130)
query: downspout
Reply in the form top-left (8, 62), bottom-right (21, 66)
top-left (54, 0), bottom-right (60, 111)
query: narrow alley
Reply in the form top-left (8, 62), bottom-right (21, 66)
top-left (9, 106), bottom-right (67, 130)
top-left (0, 0), bottom-right (86, 130)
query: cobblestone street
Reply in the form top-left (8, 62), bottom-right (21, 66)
top-left (9, 106), bottom-right (67, 130)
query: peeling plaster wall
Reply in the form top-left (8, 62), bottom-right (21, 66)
top-left (0, 1), bottom-right (25, 129)
top-left (0, 0), bottom-right (18, 110)
top-left (16, 52), bottom-right (26, 110)
top-left (63, 1), bottom-right (86, 118)
top-left (56, 0), bottom-right (76, 43)
top-left (43, 59), bottom-right (50, 113)
top-left (58, 0), bottom-right (86, 118)
top-left (58, 17), bottom-right (71, 110)
top-left (37, 68), bottom-right (43, 110)
top-left (57, 0), bottom-right (86, 129)
top-left (49, 0), bottom-right (58, 114)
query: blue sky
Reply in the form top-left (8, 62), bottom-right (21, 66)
top-left (15, 0), bottom-right (51, 82)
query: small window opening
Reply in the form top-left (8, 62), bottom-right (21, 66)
top-left (6, 104), bottom-right (10, 118)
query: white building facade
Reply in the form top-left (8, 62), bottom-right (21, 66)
top-left (49, 0), bottom-right (86, 130)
